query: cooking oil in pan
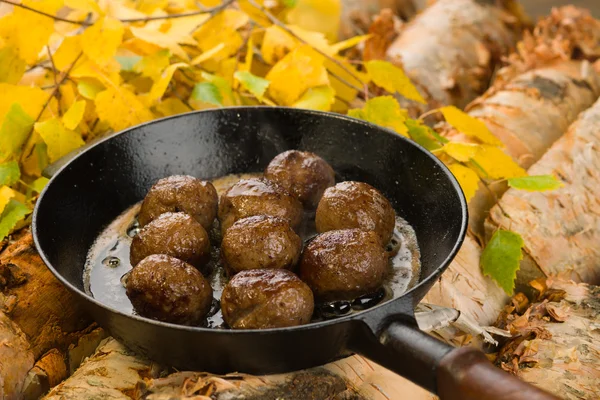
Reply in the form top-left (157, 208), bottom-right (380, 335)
top-left (84, 173), bottom-right (421, 327)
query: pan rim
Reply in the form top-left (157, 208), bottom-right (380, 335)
top-left (32, 105), bottom-right (468, 335)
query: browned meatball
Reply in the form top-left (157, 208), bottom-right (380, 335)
top-left (221, 269), bottom-right (314, 329)
top-left (221, 215), bottom-right (302, 276)
top-left (315, 181), bottom-right (396, 245)
top-left (264, 150), bottom-right (335, 209)
top-left (218, 178), bottom-right (303, 234)
top-left (138, 175), bottom-right (218, 230)
top-left (130, 212), bottom-right (210, 268)
top-left (299, 229), bottom-right (388, 302)
top-left (126, 254), bottom-right (212, 325)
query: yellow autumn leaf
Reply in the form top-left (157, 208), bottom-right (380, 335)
top-left (0, 103), bottom-right (35, 163)
top-left (240, 36), bottom-right (254, 72)
top-left (53, 35), bottom-right (82, 70)
top-left (443, 142), bottom-right (481, 162)
top-left (191, 43), bottom-right (226, 66)
top-left (81, 17), bottom-right (124, 66)
top-left (155, 97), bottom-right (190, 117)
top-left (134, 49), bottom-right (171, 81)
top-left (472, 145), bottom-right (526, 179)
top-left (193, 9), bottom-right (249, 62)
top-left (348, 96), bottom-right (409, 137)
top-left (0, 84), bottom-right (48, 123)
top-left (440, 106), bottom-right (503, 146)
top-left (95, 87), bottom-right (154, 132)
top-left (325, 56), bottom-right (367, 105)
top-left (163, 14), bottom-right (209, 44)
top-left (448, 163), bottom-right (479, 203)
top-left (0, 0), bottom-right (63, 64)
top-left (0, 46), bottom-right (26, 84)
top-left (102, 0), bottom-right (147, 20)
top-left (77, 79), bottom-right (105, 100)
top-left (35, 118), bottom-right (85, 163)
top-left (261, 25), bottom-right (297, 65)
top-left (365, 60), bottom-right (426, 104)
top-left (266, 45), bottom-right (329, 105)
top-left (148, 63), bottom-right (187, 104)
top-left (129, 26), bottom-right (188, 60)
top-left (287, 25), bottom-right (331, 54)
top-left (71, 57), bottom-right (122, 86)
top-left (292, 86), bottom-right (335, 111)
top-left (62, 100), bottom-right (86, 130)
top-left (330, 35), bottom-right (371, 54)
top-left (0, 186), bottom-right (16, 215)
top-left (286, 0), bottom-right (341, 43)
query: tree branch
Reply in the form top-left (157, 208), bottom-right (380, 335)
top-left (46, 46), bottom-right (62, 116)
top-left (0, 0), bottom-right (234, 26)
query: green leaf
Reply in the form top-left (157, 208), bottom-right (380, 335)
top-left (292, 86), bottom-right (335, 111)
top-left (0, 103), bottom-right (35, 163)
top-left (191, 82), bottom-right (223, 106)
top-left (0, 199), bottom-right (30, 240)
top-left (234, 71), bottom-right (270, 101)
top-left (31, 177), bottom-right (49, 193)
top-left (507, 175), bottom-right (563, 192)
top-left (439, 106), bottom-right (502, 146)
top-left (406, 119), bottom-right (442, 151)
top-left (200, 72), bottom-right (234, 105)
top-left (34, 118), bottom-right (85, 163)
top-left (481, 229), bottom-right (524, 295)
top-left (282, 0), bottom-right (298, 7)
top-left (115, 55), bottom-right (142, 71)
top-left (348, 96), bottom-right (409, 137)
top-left (364, 60), bottom-right (426, 104)
top-left (0, 161), bottom-right (20, 186)
top-left (77, 80), bottom-right (105, 100)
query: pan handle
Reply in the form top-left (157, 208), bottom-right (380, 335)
top-left (349, 319), bottom-right (560, 400)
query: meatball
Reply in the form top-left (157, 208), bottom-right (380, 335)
top-left (126, 254), bottom-right (213, 325)
top-left (221, 215), bottom-right (302, 276)
top-left (299, 229), bottom-right (388, 302)
top-left (218, 178), bottom-right (303, 234)
top-left (130, 212), bottom-right (210, 268)
top-left (138, 175), bottom-right (218, 230)
top-left (264, 150), bottom-right (335, 209)
top-left (315, 181), bottom-right (396, 245)
top-left (221, 269), bottom-right (314, 329)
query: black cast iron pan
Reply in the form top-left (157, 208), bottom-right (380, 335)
top-left (32, 107), bottom-right (558, 400)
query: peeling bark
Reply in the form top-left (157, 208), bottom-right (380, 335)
top-left (486, 95), bottom-right (600, 289)
top-left (0, 230), bottom-right (96, 399)
top-left (493, 279), bottom-right (600, 399)
top-left (386, 0), bottom-right (527, 117)
top-left (442, 6), bottom-right (600, 242)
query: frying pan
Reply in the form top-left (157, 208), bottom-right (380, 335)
top-left (32, 107), bottom-right (558, 400)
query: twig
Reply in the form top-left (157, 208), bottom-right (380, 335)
top-left (480, 177), bottom-right (509, 218)
top-left (46, 46), bottom-right (62, 116)
top-left (246, 0), bottom-right (372, 97)
top-left (0, 0), bottom-right (234, 26)
top-left (121, 0), bottom-right (234, 23)
top-left (0, 0), bottom-right (89, 24)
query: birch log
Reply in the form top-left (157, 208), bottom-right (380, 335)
top-left (0, 231), bottom-right (97, 399)
top-left (493, 278), bottom-right (600, 399)
top-left (385, 0), bottom-right (527, 117)
top-left (486, 95), bottom-right (600, 289)
top-left (443, 6), bottom-right (600, 242)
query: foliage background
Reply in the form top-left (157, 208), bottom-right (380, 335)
top-left (0, 0), bottom-right (562, 293)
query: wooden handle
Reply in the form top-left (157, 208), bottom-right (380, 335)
top-left (437, 347), bottom-right (561, 400)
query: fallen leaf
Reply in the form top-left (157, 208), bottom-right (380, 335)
top-left (81, 17), bottom-right (125, 66)
top-left (155, 97), bottom-right (190, 117)
top-left (62, 100), bottom-right (86, 130)
top-left (77, 80), bottom-right (105, 100)
top-left (0, 186), bottom-right (16, 215)
top-left (266, 45), bottom-right (328, 105)
top-left (481, 229), bottom-right (525, 295)
top-left (191, 82), bottom-right (223, 107)
top-left (0, 161), bottom-right (20, 186)
top-left (448, 163), bottom-right (479, 203)
top-left (53, 36), bottom-right (82, 70)
top-left (0, 103), bottom-right (35, 163)
top-left (148, 62), bottom-right (187, 104)
top-left (134, 49), bottom-right (171, 81)
top-left (348, 96), bottom-right (408, 136)
top-left (234, 71), bottom-right (269, 101)
top-left (95, 87), bottom-right (154, 132)
top-left (472, 145), bottom-right (526, 179)
top-left (0, 46), bottom-right (26, 84)
top-left (365, 60), bottom-right (426, 104)
top-left (292, 86), bottom-right (335, 111)
top-left (406, 119), bottom-right (442, 151)
top-left (35, 118), bottom-right (85, 163)
top-left (286, 0), bottom-right (341, 42)
top-left (507, 175), bottom-right (563, 192)
top-left (261, 25), bottom-right (297, 65)
top-left (443, 142), bottom-right (481, 162)
top-left (0, 199), bottom-right (31, 239)
top-left (440, 106), bottom-right (503, 146)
